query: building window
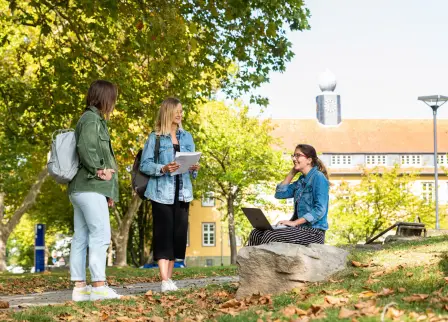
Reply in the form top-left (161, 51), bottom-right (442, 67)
top-left (398, 182), bottom-right (408, 192)
top-left (205, 259), bottom-right (214, 267)
top-left (201, 192), bottom-right (215, 207)
top-left (438, 154), bottom-right (448, 165)
top-left (421, 182), bottom-right (434, 202)
top-left (202, 223), bottom-right (215, 246)
top-left (331, 155), bottom-right (352, 166)
top-left (401, 155), bottom-right (421, 166)
top-left (366, 155), bottom-right (387, 166)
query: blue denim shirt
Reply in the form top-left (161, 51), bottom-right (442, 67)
top-left (274, 166), bottom-right (329, 230)
top-left (140, 129), bottom-right (195, 204)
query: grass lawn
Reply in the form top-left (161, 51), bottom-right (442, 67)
top-left (0, 266), bottom-right (237, 295)
top-left (1, 237), bottom-right (448, 321)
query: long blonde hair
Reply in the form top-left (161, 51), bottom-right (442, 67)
top-left (154, 97), bottom-right (182, 135)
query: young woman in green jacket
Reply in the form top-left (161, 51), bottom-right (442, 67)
top-left (68, 80), bottom-right (121, 301)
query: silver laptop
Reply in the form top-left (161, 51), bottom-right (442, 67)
top-left (242, 208), bottom-right (288, 230)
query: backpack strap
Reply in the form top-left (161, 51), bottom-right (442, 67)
top-left (154, 135), bottom-right (160, 164)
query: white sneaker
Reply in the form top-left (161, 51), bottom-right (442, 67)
top-left (161, 280), bottom-right (175, 293)
top-left (72, 285), bottom-right (91, 302)
top-left (168, 279), bottom-right (179, 291)
top-left (90, 284), bottom-right (122, 301)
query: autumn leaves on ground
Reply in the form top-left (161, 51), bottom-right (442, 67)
top-left (1, 237), bottom-right (448, 322)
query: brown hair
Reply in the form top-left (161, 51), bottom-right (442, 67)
top-left (296, 144), bottom-right (330, 180)
top-left (155, 97), bottom-right (182, 135)
top-left (86, 80), bottom-right (118, 120)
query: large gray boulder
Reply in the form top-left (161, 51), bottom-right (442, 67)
top-left (236, 242), bottom-right (349, 298)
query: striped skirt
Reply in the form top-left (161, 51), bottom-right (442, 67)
top-left (247, 226), bottom-right (325, 246)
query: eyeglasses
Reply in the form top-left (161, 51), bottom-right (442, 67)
top-left (291, 153), bottom-right (307, 160)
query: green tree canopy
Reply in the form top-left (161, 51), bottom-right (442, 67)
top-left (194, 101), bottom-right (289, 263)
top-left (328, 166), bottom-right (435, 244)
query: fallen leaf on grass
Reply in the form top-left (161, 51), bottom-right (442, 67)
top-left (406, 272), bottom-right (414, 277)
top-left (402, 294), bottom-right (429, 302)
top-left (282, 306), bottom-right (296, 317)
top-left (328, 289), bottom-right (349, 296)
top-left (370, 270), bottom-right (386, 278)
top-left (385, 307), bottom-right (405, 319)
top-left (149, 317), bottom-right (164, 322)
top-left (359, 290), bottom-right (378, 298)
top-left (338, 307), bottom-right (358, 319)
top-left (307, 305), bottom-right (327, 319)
top-left (214, 291), bottom-right (230, 298)
top-left (378, 288), bottom-right (395, 296)
top-left (116, 317), bottom-right (137, 322)
top-left (359, 305), bottom-right (380, 316)
top-left (220, 299), bottom-right (244, 309)
top-left (354, 300), bottom-right (376, 309)
top-left (444, 277), bottom-right (448, 283)
top-left (351, 261), bottom-right (370, 268)
top-left (329, 278), bottom-right (344, 283)
top-left (0, 301), bottom-right (9, 309)
top-left (398, 288), bottom-right (406, 293)
top-left (324, 296), bottom-right (349, 306)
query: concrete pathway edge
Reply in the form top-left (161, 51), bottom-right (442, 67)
top-left (3, 276), bottom-right (239, 309)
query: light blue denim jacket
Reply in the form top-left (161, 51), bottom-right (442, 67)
top-left (274, 166), bottom-right (329, 230)
top-left (140, 129), bottom-right (195, 204)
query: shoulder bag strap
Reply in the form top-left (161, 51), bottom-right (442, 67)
top-left (154, 135), bottom-right (160, 164)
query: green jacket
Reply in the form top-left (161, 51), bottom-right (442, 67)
top-left (68, 106), bottom-right (119, 202)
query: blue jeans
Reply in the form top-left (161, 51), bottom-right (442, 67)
top-left (69, 192), bottom-right (111, 282)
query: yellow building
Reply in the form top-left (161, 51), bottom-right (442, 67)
top-left (185, 198), bottom-right (242, 267)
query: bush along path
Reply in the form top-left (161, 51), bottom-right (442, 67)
top-left (1, 237), bottom-right (448, 321)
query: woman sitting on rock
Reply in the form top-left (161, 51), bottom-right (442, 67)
top-left (248, 144), bottom-right (330, 246)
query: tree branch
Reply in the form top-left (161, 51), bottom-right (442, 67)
top-left (114, 208), bottom-right (122, 227)
top-left (209, 151), bottom-right (227, 173)
top-left (5, 166), bottom-right (49, 234)
top-left (0, 192), bottom-right (5, 222)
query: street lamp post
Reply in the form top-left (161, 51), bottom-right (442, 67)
top-left (418, 95), bottom-right (448, 230)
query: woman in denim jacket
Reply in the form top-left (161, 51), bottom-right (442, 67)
top-left (248, 144), bottom-right (330, 246)
top-left (140, 97), bottom-right (199, 293)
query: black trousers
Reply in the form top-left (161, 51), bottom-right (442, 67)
top-left (151, 200), bottom-right (189, 261)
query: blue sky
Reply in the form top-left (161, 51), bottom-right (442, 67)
top-left (247, 0), bottom-right (448, 120)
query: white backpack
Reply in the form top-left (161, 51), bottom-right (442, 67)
top-left (47, 129), bottom-right (79, 184)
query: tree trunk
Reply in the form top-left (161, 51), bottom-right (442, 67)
top-left (138, 206), bottom-right (145, 266)
top-left (107, 240), bottom-right (114, 266)
top-left (0, 232), bottom-right (7, 271)
top-left (0, 167), bottom-right (48, 271)
top-left (227, 196), bottom-right (237, 265)
top-left (113, 194), bottom-right (142, 267)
